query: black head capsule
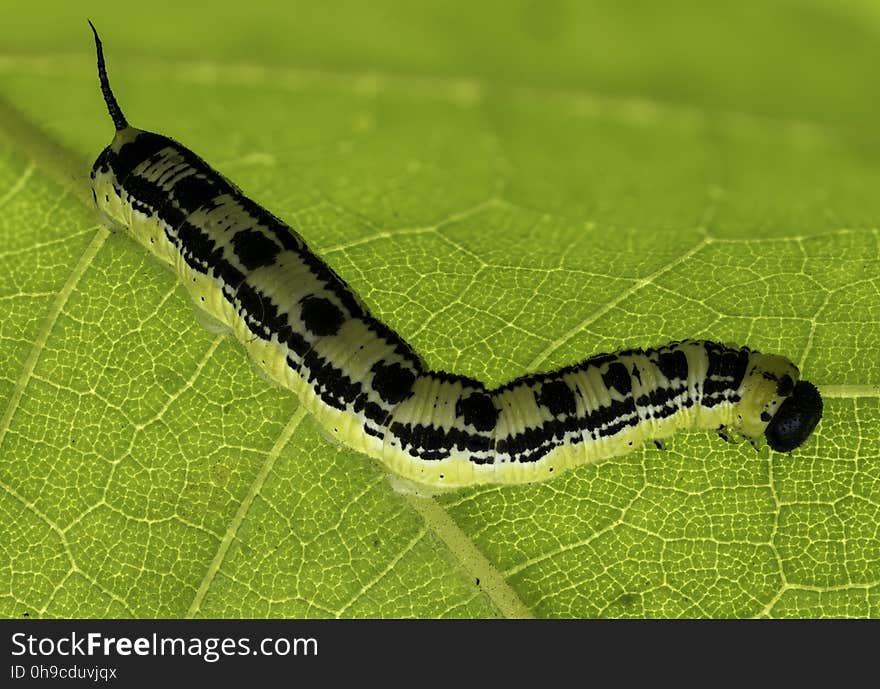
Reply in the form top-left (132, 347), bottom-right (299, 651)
top-left (764, 380), bottom-right (823, 452)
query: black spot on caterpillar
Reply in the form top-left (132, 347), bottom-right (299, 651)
top-left (87, 23), bottom-right (823, 489)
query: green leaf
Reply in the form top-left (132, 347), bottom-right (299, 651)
top-left (2, 1), bottom-right (878, 618)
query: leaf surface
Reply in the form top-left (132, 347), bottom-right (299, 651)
top-left (1, 0), bottom-right (878, 618)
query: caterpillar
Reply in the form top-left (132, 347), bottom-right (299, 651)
top-left (87, 23), bottom-right (823, 489)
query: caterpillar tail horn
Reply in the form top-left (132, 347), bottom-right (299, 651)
top-left (88, 20), bottom-right (129, 131)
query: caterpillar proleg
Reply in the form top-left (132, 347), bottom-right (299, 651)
top-left (88, 24), bottom-right (823, 489)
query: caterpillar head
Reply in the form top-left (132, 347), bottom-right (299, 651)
top-left (764, 380), bottom-right (823, 452)
top-left (737, 353), bottom-right (823, 452)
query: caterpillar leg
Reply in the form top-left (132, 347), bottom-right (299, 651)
top-left (717, 425), bottom-right (733, 443)
top-left (717, 425), bottom-right (762, 454)
top-left (385, 472), bottom-right (455, 498)
top-left (192, 304), bottom-right (232, 336)
top-left (92, 197), bottom-right (125, 233)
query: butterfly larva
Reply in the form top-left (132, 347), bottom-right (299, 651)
top-left (87, 24), bottom-right (823, 489)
